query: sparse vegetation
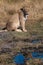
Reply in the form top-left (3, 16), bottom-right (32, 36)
top-left (0, 0), bottom-right (43, 65)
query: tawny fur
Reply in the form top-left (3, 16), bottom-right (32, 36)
top-left (0, 9), bottom-right (28, 32)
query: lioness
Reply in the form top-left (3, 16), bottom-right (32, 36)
top-left (0, 8), bottom-right (28, 32)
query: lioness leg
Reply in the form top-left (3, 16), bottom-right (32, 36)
top-left (20, 19), bottom-right (27, 32)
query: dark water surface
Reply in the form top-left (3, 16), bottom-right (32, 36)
top-left (13, 52), bottom-right (43, 64)
top-left (32, 52), bottom-right (43, 58)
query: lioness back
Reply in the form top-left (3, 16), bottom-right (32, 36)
top-left (6, 13), bottom-right (20, 31)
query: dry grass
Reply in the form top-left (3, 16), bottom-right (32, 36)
top-left (0, 0), bottom-right (43, 25)
top-left (0, 0), bottom-right (43, 65)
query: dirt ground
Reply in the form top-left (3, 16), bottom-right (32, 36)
top-left (0, 20), bottom-right (43, 65)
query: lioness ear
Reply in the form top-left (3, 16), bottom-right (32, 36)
top-left (20, 7), bottom-right (28, 16)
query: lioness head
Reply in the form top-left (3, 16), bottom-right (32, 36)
top-left (20, 7), bottom-right (29, 21)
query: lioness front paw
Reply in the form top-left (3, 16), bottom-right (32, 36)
top-left (23, 29), bottom-right (27, 32)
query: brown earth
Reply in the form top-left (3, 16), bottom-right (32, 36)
top-left (0, 0), bottom-right (43, 65)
